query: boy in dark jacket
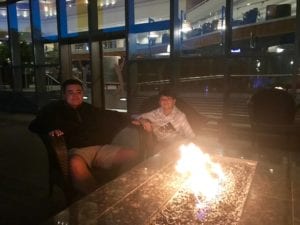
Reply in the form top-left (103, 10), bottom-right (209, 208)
top-left (29, 79), bottom-right (137, 194)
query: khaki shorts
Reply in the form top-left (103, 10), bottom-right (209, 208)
top-left (69, 145), bottom-right (122, 169)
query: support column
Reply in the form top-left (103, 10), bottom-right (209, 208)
top-left (7, 3), bottom-right (22, 92)
top-left (30, 0), bottom-right (47, 108)
top-left (90, 41), bottom-right (103, 109)
top-left (222, 0), bottom-right (233, 123)
top-left (60, 44), bottom-right (73, 81)
top-left (292, 0), bottom-right (300, 95)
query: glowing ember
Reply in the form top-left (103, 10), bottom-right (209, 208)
top-left (176, 143), bottom-right (227, 202)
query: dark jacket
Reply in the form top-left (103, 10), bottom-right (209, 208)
top-left (29, 100), bottom-right (129, 149)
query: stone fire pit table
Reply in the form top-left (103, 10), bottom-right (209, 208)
top-left (43, 144), bottom-right (257, 225)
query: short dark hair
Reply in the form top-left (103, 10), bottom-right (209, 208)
top-left (158, 88), bottom-right (177, 99)
top-left (61, 79), bottom-right (83, 93)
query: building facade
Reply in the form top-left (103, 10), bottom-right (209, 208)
top-left (0, 0), bottom-right (299, 124)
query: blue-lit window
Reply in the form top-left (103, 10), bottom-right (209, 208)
top-left (16, 1), bottom-right (32, 37)
top-left (39, 0), bottom-right (58, 38)
top-left (128, 0), bottom-right (170, 59)
top-left (15, 1), bottom-right (33, 64)
top-left (0, 6), bottom-right (8, 38)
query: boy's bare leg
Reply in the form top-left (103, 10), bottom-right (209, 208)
top-left (112, 148), bottom-right (138, 173)
top-left (69, 155), bottom-right (98, 194)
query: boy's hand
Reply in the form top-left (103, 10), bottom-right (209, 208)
top-left (48, 129), bottom-right (64, 137)
top-left (132, 118), bottom-right (153, 132)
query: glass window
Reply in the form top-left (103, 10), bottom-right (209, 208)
top-left (134, 0), bottom-right (169, 24)
top-left (0, 7), bottom-right (10, 90)
top-left (128, 0), bottom-right (170, 59)
top-left (102, 38), bottom-right (127, 112)
top-left (70, 42), bottom-right (91, 102)
top-left (67, 0), bottom-right (88, 33)
top-left (16, 1), bottom-right (33, 64)
top-left (16, 1), bottom-right (31, 35)
top-left (129, 30), bottom-right (170, 59)
top-left (0, 41), bottom-right (12, 90)
top-left (128, 59), bottom-right (171, 113)
top-left (13, 1), bottom-right (34, 91)
top-left (233, 0), bottom-right (296, 26)
top-left (0, 6), bottom-right (8, 39)
top-left (231, 0), bottom-right (296, 54)
top-left (44, 42), bottom-right (59, 64)
top-left (39, 0), bottom-right (58, 37)
top-left (97, 0), bottom-right (125, 30)
top-left (179, 0), bottom-right (226, 56)
top-left (45, 65), bottom-right (60, 92)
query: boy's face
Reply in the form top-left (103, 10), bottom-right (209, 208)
top-left (159, 95), bottom-right (176, 111)
top-left (63, 84), bottom-right (84, 108)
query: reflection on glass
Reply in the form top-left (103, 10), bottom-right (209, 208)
top-left (232, 0), bottom-right (296, 26)
top-left (16, 1), bottom-right (32, 47)
top-left (0, 7), bottom-right (10, 90)
top-left (129, 30), bottom-right (170, 59)
top-left (45, 65), bottom-right (60, 92)
top-left (22, 66), bottom-right (35, 90)
top-left (70, 43), bottom-right (91, 103)
top-left (16, 1), bottom-right (31, 35)
top-left (179, 0), bottom-right (226, 56)
top-left (231, 0), bottom-right (296, 55)
top-left (134, 0), bottom-right (169, 24)
top-left (39, 0), bottom-right (58, 37)
top-left (44, 43), bottom-right (60, 92)
top-left (16, 1), bottom-right (34, 91)
top-left (0, 41), bottom-right (12, 90)
top-left (44, 43), bottom-right (59, 64)
top-left (0, 7), bottom-right (8, 38)
top-left (97, 0), bottom-right (125, 30)
top-left (102, 38), bottom-right (127, 112)
top-left (67, 0), bottom-right (88, 33)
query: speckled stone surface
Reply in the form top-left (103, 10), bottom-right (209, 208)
top-left (43, 147), bottom-right (257, 225)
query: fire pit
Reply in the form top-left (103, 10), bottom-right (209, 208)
top-left (148, 144), bottom-right (256, 225)
top-left (47, 143), bottom-right (257, 225)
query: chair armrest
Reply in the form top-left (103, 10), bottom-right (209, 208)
top-left (48, 136), bottom-right (69, 179)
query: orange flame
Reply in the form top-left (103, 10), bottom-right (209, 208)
top-left (176, 143), bottom-right (226, 201)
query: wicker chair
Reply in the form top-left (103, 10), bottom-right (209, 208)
top-left (248, 88), bottom-right (298, 146)
top-left (40, 135), bottom-right (74, 203)
top-left (39, 110), bottom-right (135, 204)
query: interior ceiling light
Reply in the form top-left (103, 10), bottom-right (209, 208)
top-left (99, 0), bottom-right (117, 7)
top-left (0, 10), bottom-right (6, 16)
top-left (181, 20), bottom-right (192, 33)
top-left (276, 47), bottom-right (284, 53)
top-left (268, 45), bottom-right (285, 53)
top-left (149, 31), bottom-right (159, 38)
